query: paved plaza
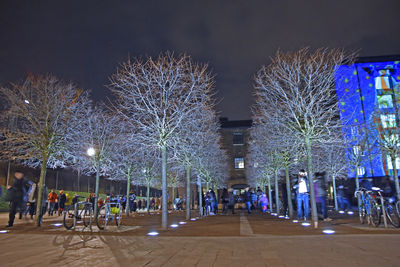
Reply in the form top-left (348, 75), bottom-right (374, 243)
top-left (0, 211), bottom-right (399, 267)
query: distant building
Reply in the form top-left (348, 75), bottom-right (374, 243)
top-left (219, 117), bottom-right (252, 189)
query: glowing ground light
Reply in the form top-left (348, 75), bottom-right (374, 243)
top-left (347, 211), bottom-right (354, 215)
top-left (190, 218), bottom-right (197, 221)
top-left (0, 230), bottom-right (8, 234)
top-left (285, 216), bottom-right (290, 219)
top-left (339, 211), bottom-right (345, 214)
top-left (52, 223), bottom-right (63, 227)
top-left (292, 220), bottom-right (299, 223)
top-left (147, 231), bottom-right (159, 236)
top-left (278, 215), bottom-right (285, 218)
top-left (179, 221), bottom-right (186, 225)
top-left (170, 224), bottom-right (179, 228)
top-left (24, 99), bottom-right (30, 104)
top-left (322, 229), bottom-right (335, 235)
top-left (301, 222), bottom-right (311, 227)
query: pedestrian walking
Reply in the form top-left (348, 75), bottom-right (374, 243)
top-left (6, 171), bottom-right (32, 227)
top-left (258, 193), bottom-right (269, 213)
top-left (293, 169), bottom-right (310, 221)
top-left (47, 189), bottom-right (58, 216)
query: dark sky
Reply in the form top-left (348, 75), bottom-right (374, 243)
top-left (1, 1), bottom-right (400, 120)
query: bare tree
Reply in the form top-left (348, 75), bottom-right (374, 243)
top-left (110, 52), bottom-right (212, 228)
top-left (69, 105), bottom-right (119, 216)
top-left (0, 74), bottom-right (90, 226)
top-left (254, 48), bottom-right (354, 228)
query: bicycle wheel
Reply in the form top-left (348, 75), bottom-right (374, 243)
top-left (97, 205), bottom-right (107, 230)
top-left (386, 202), bottom-right (400, 228)
top-left (370, 199), bottom-right (381, 227)
top-left (82, 205), bottom-right (92, 228)
top-left (63, 205), bottom-right (75, 230)
top-left (115, 205), bottom-right (122, 227)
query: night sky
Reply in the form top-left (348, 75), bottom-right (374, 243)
top-left (1, 1), bottom-right (400, 120)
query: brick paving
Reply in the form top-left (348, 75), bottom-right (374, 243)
top-left (0, 210), bottom-right (399, 266)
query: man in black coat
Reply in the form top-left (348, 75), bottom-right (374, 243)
top-left (6, 170), bottom-right (32, 227)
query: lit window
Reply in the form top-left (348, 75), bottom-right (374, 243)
top-left (380, 114), bottom-right (396, 128)
top-left (387, 156), bottom-right (400, 170)
top-left (357, 166), bottom-right (365, 176)
top-left (234, 158), bottom-right (245, 169)
top-left (233, 133), bottom-right (244, 145)
top-left (377, 95), bottom-right (393, 108)
top-left (353, 145), bottom-right (360, 156)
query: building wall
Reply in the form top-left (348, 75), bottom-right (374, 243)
top-left (219, 118), bottom-right (252, 188)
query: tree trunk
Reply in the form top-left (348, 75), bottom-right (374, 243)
top-left (6, 160), bottom-right (11, 188)
top-left (94, 160), bottom-right (100, 217)
top-left (332, 174), bottom-right (338, 211)
top-left (35, 157), bottom-right (48, 227)
top-left (186, 165), bottom-right (191, 220)
top-left (125, 169), bottom-right (131, 217)
top-left (198, 176), bottom-right (203, 216)
top-left (305, 136), bottom-right (318, 228)
top-left (55, 171), bottom-right (59, 190)
top-left (206, 181), bottom-right (210, 192)
top-left (274, 170), bottom-right (280, 215)
top-left (267, 175), bottom-right (272, 213)
top-left (354, 167), bottom-right (360, 209)
top-left (285, 164), bottom-right (293, 218)
top-left (391, 156), bottom-right (400, 200)
top-left (77, 168), bottom-right (81, 192)
top-left (146, 182), bottom-right (150, 214)
top-left (172, 187), bottom-right (175, 209)
top-left (161, 145), bottom-right (168, 229)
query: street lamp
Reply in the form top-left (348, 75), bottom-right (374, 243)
top-left (87, 147), bottom-right (96, 157)
top-left (87, 147), bottom-right (99, 216)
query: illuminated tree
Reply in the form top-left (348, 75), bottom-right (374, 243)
top-left (254, 48), bottom-right (354, 228)
top-left (0, 74), bottom-right (90, 226)
top-left (69, 105), bottom-right (119, 215)
top-left (110, 52), bottom-right (212, 228)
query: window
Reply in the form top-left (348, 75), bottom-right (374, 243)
top-left (377, 95), bottom-right (393, 108)
top-left (357, 166), bottom-right (365, 176)
top-left (353, 145), bottom-right (361, 156)
top-left (387, 155), bottom-right (400, 170)
top-left (233, 133), bottom-right (244, 145)
top-left (380, 114), bottom-right (396, 128)
top-left (234, 157), bottom-right (245, 169)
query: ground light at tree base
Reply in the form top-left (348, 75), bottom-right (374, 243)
top-left (190, 218), bottom-right (197, 221)
top-left (322, 229), bottom-right (335, 235)
top-left (347, 211), bottom-right (354, 215)
top-left (278, 215), bottom-right (285, 218)
top-left (170, 224), bottom-right (178, 228)
top-left (339, 211), bottom-right (345, 214)
top-left (52, 223), bottom-right (62, 227)
top-left (301, 222), bottom-right (311, 227)
top-left (147, 231), bottom-right (159, 236)
top-left (292, 220), bottom-right (299, 223)
top-left (179, 221), bottom-right (186, 225)
top-left (0, 230), bottom-right (8, 234)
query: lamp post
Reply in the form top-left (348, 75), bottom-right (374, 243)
top-left (87, 147), bottom-right (100, 216)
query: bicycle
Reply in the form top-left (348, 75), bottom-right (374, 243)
top-left (370, 188), bottom-right (400, 228)
top-left (354, 188), bottom-right (381, 227)
top-left (63, 196), bottom-right (93, 230)
top-left (96, 195), bottom-right (122, 230)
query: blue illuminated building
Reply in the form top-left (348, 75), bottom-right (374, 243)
top-left (335, 55), bottom-right (400, 178)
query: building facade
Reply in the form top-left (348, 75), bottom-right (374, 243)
top-left (335, 55), bottom-right (400, 178)
top-left (219, 117), bottom-right (252, 189)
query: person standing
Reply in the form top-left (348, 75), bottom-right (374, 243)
top-left (47, 189), bottom-right (58, 216)
top-left (221, 188), bottom-right (229, 214)
top-left (227, 188), bottom-right (236, 214)
top-left (6, 171), bottom-right (32, 227)
top-left (258, 194), bottom-right (269, 213)
top-left (293, 170), bottom-right (310, 221)
top-left (58, 190), bottom-right (67, 216)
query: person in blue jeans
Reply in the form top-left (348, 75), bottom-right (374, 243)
top-left (244, 187), bottom-right (252, 214)
top-left (293, 170), bottom-right (309, 221)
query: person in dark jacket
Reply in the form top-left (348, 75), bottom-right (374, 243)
top-left (227, 188), bottom-right (235, 214)
top-left (6, 171), bottom-right (32, 227)
top-left (58, 190), bottom-right (67, 216)
top-left (221, 188), bottom-right (229, 213)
